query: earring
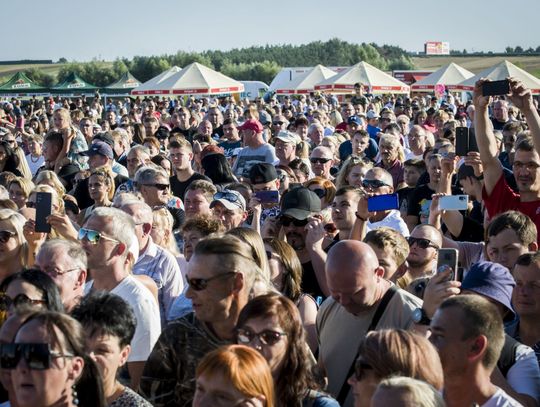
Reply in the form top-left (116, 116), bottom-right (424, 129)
top-left (72, 385), bottom-right (79, 406)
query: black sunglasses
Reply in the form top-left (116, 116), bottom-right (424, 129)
top-left (0, 293), bottom-right (46, 311)
top-left (0, 230), bottom-right (15, 244)
top-left (311, 188), bottom-right (326, 198)
top-left (187, 271), bottom-right (237, 291)
top-left (142, 183), bottom-right (169, 191)
top-left (280, 216), bottom-right (309, 227)
top-left (362, 179), bottom-right (391, 189)
top-left (0, 343), bottom-right (74, 370)
top-left (236, 328), bottom-right (287, 346)
top-left (272, 121), bottom-right (284, 126)
top-left (407, 236), bottom-right (439, 250)
top-left (310, 157), bottom-right (332, 164)
top-left (354, 359), bottom-right (373, 381)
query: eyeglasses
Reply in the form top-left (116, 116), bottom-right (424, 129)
top-left (512, 161), bottom-right (540, 171)
top-left (142, 183), bottom-right (170, 191)
top-left (354, 359), bottom-right (373, 381)
top-left (311, 188), bottom-right (326, 198)
top-left (310, 157), bottom-right (332, 164)
top-left (0, 230), bottom-right (15, 244)
top-left (0, 293), bottom-right (46, 311)
top-left (0, 343), bottom-right (74, 370)
top-left (42, 267), bottom-right (80, 278)
top-left (280, 216), bottom-right (309, 227)
top-left (213, 191), bottom-right (240, 203)
top-left (407, 236), bottom-right (439, 250)
top-left (361, 179), bottom-right (391, 189)
top-left (187, 271), bottom-right (238, 291)
top-left (236, 328), bottom-right (287, 346)
top-left (77, 227), bottom-right (120, 245)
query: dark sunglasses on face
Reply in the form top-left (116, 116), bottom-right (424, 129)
top-left (142, 183), bottom-right (170, 191)
top-left (0, 293), bottom-right (46, 311)
top-left (77, 227), bottom-right (120, 245)
top-left (187, 271), bottom-right (237, 291)
top-left (272, 121), bottom-right (284, 126)
top-left (280, 216), bottom-right (309, 227)
top-left (354, 359), bottom-right (373, 381)
top-left (407, 236), bottom-right (439, 250)
top-left (236, 328), bottom-right (287, 346)
top-left (310, 157), bottom-right (332, 165)
top-left (0, 230), bottom-right (15, 244)
top-left (361, 179), bottom-right (391, 189)
top-left (311, 188), bottom-right (326, 198)
top-left (0, 343), bottom-right (74, 370)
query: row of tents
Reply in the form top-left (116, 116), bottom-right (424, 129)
top-left (1, 60), bottom-right (539, 98)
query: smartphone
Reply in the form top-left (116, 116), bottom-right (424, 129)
top-left (482, 79), bottom-right (510, 96)
top-left (367, 193), bottom-right (399, 212)
top-left (437, 248), bottom-right (458, 281)
top-left (455, 127), bottom-right (469, 156)
top-left (254, 190), bottom-right (280, 204)
top-left (35, 192), bottom-right (52, 233)
top-left (439, 195), bottom-right (469, 211)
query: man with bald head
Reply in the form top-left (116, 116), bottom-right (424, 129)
top-left (317, 240), bottom-right (422, 407)
top-left (406, 224), bottom-right (442, 279)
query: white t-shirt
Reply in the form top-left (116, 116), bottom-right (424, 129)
top-left (482, 387), bottom-right (523, 406)
top-left (366, 209), bottom-right (410, 237)
top-left (26, 154), bottom-right (45, 176)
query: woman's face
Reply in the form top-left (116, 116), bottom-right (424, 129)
top-left (86, 332), bottom-right (129, 391)
top-left (53, 113), bottom-right (68, 130)
top-left (29, 141), bottom-right (42, 156)
top-left (238, 315), bottom-right (288, 376)
top-left (347, 165), bottom-right (368, 188)
top-left (88, 174), bottom-right (109, 202)
top-left (193, 371), bottom-right (254, 407)
top-left (151, 216), bottom-right (170, 247)
top-left (12, 319), bottom-right (82, 407)
top-left (9, 184), bottom-right (28, 209)
top-left (6, 280), bottom-right (45, 317)
top-left (293, 169), bottom-right (307, 184)
top-left (159, 159), bottom-right (172, 176)
top-left (264, 245), bottom-right (285, 291)
top-left (347, 365), bottom-right (381, 407)
top-left (0, 220), bottom-right (21, 264)
top-left (144, 143), bottom-right (159, 157)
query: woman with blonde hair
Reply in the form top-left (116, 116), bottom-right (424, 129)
top-left (0, 209), bottom-right (29, 280)
top-left (371, 376), bottom-right (445, 407)
top-left (348, 329), bottom-right (444, 407)
top-left (8, 177), bottom-right (35, 210)
top-left (151, 207), bottom-right (180, 256)
top-left (33, 170), bottom-right (66, 198)
top-left (193, 344), bottom-right (275, 407)
top-left (335, 156), bottom-right (373, 189)
top-left (12, 147), bottom-right (32, 180)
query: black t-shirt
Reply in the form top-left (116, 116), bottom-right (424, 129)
top-left (301, 261), bottom-right (325, 302)
top-left (170, 172), bottom-right (210, 200)
top-left (74, 174), bottom-right (129, 210)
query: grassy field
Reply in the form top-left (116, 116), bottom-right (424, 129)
top-left (412, 55), bottom-right (540, 77)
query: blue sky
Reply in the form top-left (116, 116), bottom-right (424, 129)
top-left (7, 0), bottom-right (540, 61)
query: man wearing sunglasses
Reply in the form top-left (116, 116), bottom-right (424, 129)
top-left (80, 207), bottom-right (160, 390)
top-left (140, 235), bottom-right (260, 406)
top-left (310, 146), bottom-right (334, 180)
top-left (406, 224), bottom-right (442, 279)
top-left (209, 189), bottom-right (248, 231)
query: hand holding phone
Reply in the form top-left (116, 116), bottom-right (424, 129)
top-left (437, 248), bottom-right (458, 281)
top-left (439, 195), bottom-right (469, 211)
top-left (482, 79), bottom-right (510, 96)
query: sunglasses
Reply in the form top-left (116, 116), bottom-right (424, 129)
top-left (77, 228), bottom-right (120, 245)
top-left (361, 179), bottom-right (391, 189)
top-left (272, 121), bottom-right (284, 126)
top-left (0, 230), bottom-right (15, 244)
top-left (280, 216), bottom-right (309, 227)
top-left (311, 188), bottom-right (326, 198)
top-left (310, 157), bottom-right (332, 164)
top-left (0, 293), bottom-right (46, 311)
top-left (213, 191), bottom-right (240, 203)
top-left (0, 343), bottom-right (74, 370)
top-left (407, 236), bottom-right (439, 250)
top-left (142, 183), bottom-right (170, 191)
top-left (187, 271), bottom-right (237, 291)
top-left (354, 359), bottom-right (373, 381)
top-left (236, 328), bottom-right (287, 346)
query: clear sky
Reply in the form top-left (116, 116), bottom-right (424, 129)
top-left (6, 0), bottom-right (540, 61)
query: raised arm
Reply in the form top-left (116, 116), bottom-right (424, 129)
top-left (508, 77), bottom-right (540, 151)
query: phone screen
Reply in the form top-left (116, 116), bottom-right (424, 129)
top-left (367, 193), bottom-right (399, 212)
top-left (254, 190), bottom-right (280, 204)
top-left (35, 192), bottom-right (52, 233)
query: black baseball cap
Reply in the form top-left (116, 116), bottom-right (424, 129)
top-left (249, 163), bottom-right (278, 185)
top-left (280, 187), bottom-right (321, 220)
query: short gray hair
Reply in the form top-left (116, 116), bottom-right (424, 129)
top-left (374, 376), bottom-right (445, 407)
top-left (134, 165), bottom-right (168, 187)
top-left (37, 239), bottom-right (87, 271)
top-left (88, 207), bottom-right (135, 250)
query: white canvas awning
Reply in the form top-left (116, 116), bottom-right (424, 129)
top-left (131, 66), bottom-right (182, 95)
top-left (411, 63), bottom-right (474, 92)
top-left (275, 65), bottom-right (337, 94)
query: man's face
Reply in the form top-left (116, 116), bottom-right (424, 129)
top-left (185, 254), bottom-right (237, 324)
top-left (140, 175), bottom-right (169, 207)
top-left (79, 119), bottom-right (93, 137)
top-left (493, 102), bottom-right (508, 122)
top-left (341, 104), bottom-right (354, 120)
top-left (486, 228), bottom-right (530, 270)
top-left (42, 140), bottom-right (58, 162)
top-left (80, 216), bottom-right (119, 270)
top-left (363, 172), bottom-right (393, 197)
top-left (380, 114), bottom-right (393, 130)
top-left (430, 306), bottom-right (470, 377)
top-left (352, 134), bottom-right (369, 156)
top-left (408, 127), bottom-right (425, 151)
top-left (512, 149), bottom-right (540, 193)
top-left (281, 216), bottom-right (308, 251)
top-left (212, 202), bottom-right (245, 231)
top-left (379, 140), bottom-right (399, 165)
top-left (331, 192), bottom-right (358, 232)
top-left (346, 164), bottom-right (368, 188)
top-left (198, 121), bottom-right (213, 136)
top-left (406, 228), bottom-right (439, 269)
top-left (223, 123), bottom-right (238, 140)
top-left (310, 150), bottom-right (333, 178)
top-left (308, 127), bottom-right (324, 146)
top-left (404, 166), bottom-right (422, 187)
top-left (184, 189), bottom-right (212, 219)
top-left (252, 180), bottom-right (278, 193)
top-left (169, 147), bottom-right (192, 172)
top-left (35, 248), bottom-right (81, 304)
top-left (127, 150), bottom-right (150, 178)
top-left (512, 261), bottom-right (540, 318)
top-left (502, 130), bottom-right (516, 152)
top-left (208, 109), bottom-right (221, 127)
top-left (106, 111), bottom-right (116, 125)
top-left (275, 139), bottom-right (295, 162)
top-left (144, 120), bottom-right (159, 136)
top-left (427, 157), bottom-right (442, 185)
top-left (88, 154), bottom-right (108, 171)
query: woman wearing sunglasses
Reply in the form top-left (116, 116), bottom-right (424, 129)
top-left (236, 293), bottom-right (338, 407)
top-left (6, 310), bottom-right (106, 407)
top-left (347, 329), bottom-right (443, 407)
top-left (0, 209), bottom-right (29, 282)
top-left (193, 344), bottom-right (275, 407)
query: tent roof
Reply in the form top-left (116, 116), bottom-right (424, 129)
top-left (275, 65), bottom-right (337, 94)
top-left (104, 72), bottom-right (142, 92)
top-left (457, 60), bottom-right (540, 94)
top-left (314, 61), bottom-right (409, 94)
top-left (152, 62), bottom-right (244, 95)
top-left (131, 66), bottom-right (182, 95)
top-left (51, 73), bottom-right (97, 92)
top-left (0, 71), bottom-right (47, 93)
top-left (411, 63), bottom-right (474, 91)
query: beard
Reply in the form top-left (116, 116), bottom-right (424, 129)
top-left (407, 255), bottom-right (433, 269)
top-left (286, 232), bottom-right (306, 251)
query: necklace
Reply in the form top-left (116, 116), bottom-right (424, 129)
top-left (30, 154), bottom-right (41, 163)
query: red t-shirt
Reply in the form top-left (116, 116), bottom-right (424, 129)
top-left (482, 174), bottom-right (540, 243)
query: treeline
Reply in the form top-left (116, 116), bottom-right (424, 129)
top-left (505, 46), bottom-right (540, 54)
top-left (22, 39), bottom-right (414, 87)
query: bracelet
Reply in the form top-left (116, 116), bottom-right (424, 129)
top-left (355, 212), bottom-right (368, 222)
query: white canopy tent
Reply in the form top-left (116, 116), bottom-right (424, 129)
top-left (411, 63), bottom-right (474, 92)
top-left (157, 62), bottom-right (244, 95)
top-left (275, 65), bottom-right (337, 94)
top-left (457, 60), bottom-right (540, 95)
top-left (315, 61), bottom-right (410, 94)
top-left (131, 66), bottom-right (182, 95)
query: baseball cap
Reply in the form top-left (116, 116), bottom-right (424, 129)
top-left (275, 130), bottom-right (297, 144)
top-left (155, 126), bottom-right (170, 140)
top-left (366, 110), bottom-right (379, 120)
top-left (79, 140), bottom-right (114, 159)
top-left (210, 190), bottom-right (246, 211)
top-left (461, 261), bottom-right (516, 321)
top-left (249, 163), bottom-right (278, 184)
top-left (237, 119), bottom-right (263, 133)
top-left (259, 111), bottom-right (272, 126)
top-left (347, 115), bottom-right (363, 126)
top-left (280, 187), bottom-right (321, 220)
top-left (92, 131), bottom-right (114, 147)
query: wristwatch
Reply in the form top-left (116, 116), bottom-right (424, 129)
top-left (412, 308), bottom-right (431, 325)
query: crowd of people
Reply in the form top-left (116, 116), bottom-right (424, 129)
top-left (0, 77), bottom-right (537, 406)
